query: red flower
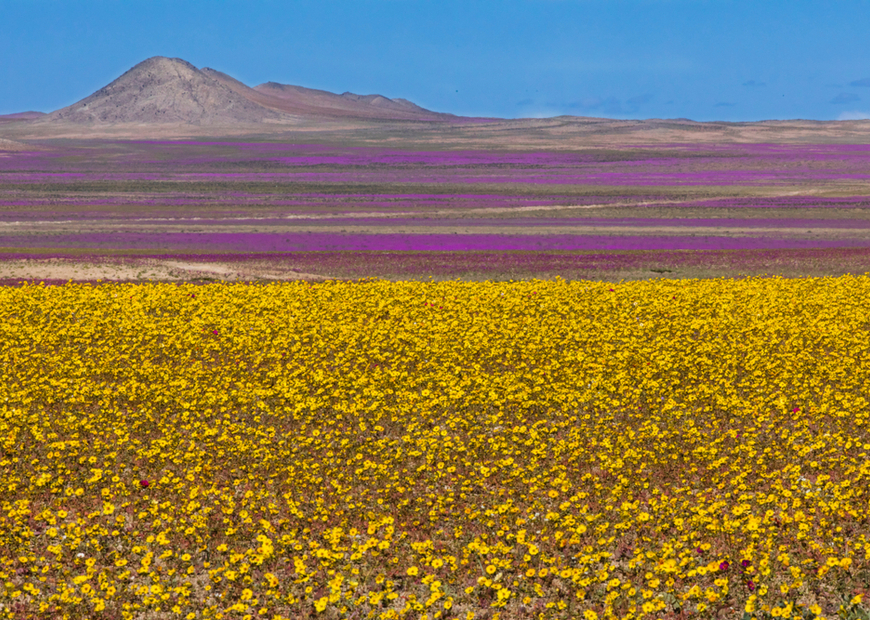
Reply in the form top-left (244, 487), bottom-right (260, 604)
top-left (212, 330), bottom-right (218, 335)
top-left (140, 479), bottom-right (150, 488)
top-left (746, 580), bottom-right (755, 591)
top-left (719, 561), bottom-right (730, 571)
top-left (741, 559), bottom-right (751, 569)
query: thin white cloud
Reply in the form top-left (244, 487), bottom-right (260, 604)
top-left (837, 111), bottom-right (870, 120)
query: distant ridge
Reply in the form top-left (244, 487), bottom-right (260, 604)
top-left (39, 56), bottom-right (452, 126)
top-left (0, 111), bottom-right (46, 123)
top-left (16, 55), bottom-right (868, 143)
top-left (250, 81), bottom-right (452, 121)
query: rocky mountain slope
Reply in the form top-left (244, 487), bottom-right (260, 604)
top-left (45, 57), bottom-right (285, 125)
top-left (40, 56), bottom-right (449, 125)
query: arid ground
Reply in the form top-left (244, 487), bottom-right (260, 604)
top-left (2, 56), bottom-right (869, 282)
top-left (4, 59), bottom-right (870, 620)
top-left (2, 134), bottom-right (870, 282)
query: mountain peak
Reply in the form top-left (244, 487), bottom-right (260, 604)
top-left (46, 57), bottom-right (286, 125)
top-left (41, 56), bottom-right (450, 126)
top-left (135, 56), bottom-right (199, 71)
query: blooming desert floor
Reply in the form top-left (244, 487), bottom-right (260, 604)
top-left (2, 128), bottom-right (870, 620)
top-left (2, 277), bottom-right (869, 620)
top-left (2, 140), bottom-right (870, 281)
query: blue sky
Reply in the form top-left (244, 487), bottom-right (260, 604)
top-left (3, 0), bottom-right (870, 121)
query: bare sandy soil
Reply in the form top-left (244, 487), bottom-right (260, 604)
top-left (4, 117), bottom-right (870, 147)
top-left (0, 138), bottom-right (29, 151)
top-left (0, 257), bottom-right (328, 283)
top-left (3, 248), bottom-right (870, 284)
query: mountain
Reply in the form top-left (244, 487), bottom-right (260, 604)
top-left (200, 67), bottom-right (451, 121)
top-left (249, 81), bottom-right (452, 121)
top-left (45, 57), bottom-right (286, 125)
top-left (41, 56), bottom-right (451, 126)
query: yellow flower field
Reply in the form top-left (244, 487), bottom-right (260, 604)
top-left (1, 277), bottom-right (869, 620)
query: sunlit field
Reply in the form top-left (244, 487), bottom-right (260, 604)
top-left (2, 277), bottom-right (869, 620)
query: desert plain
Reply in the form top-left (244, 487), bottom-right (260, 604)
top-left (2, 56), bottom-right (870, 283)
top-left (3, 57), bottom-right (870, 620)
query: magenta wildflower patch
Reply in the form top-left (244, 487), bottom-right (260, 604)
top-left (3, 139), bottom-right (870, 276)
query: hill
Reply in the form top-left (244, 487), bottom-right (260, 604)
top-left (44, 57), bottom-right (287, 125)
top-left (0, 111), bottom-right (46, 123)
top-left (3, 56), bottom-right (867, 144)
top-left (38, 57), bottom-right (450, 126)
